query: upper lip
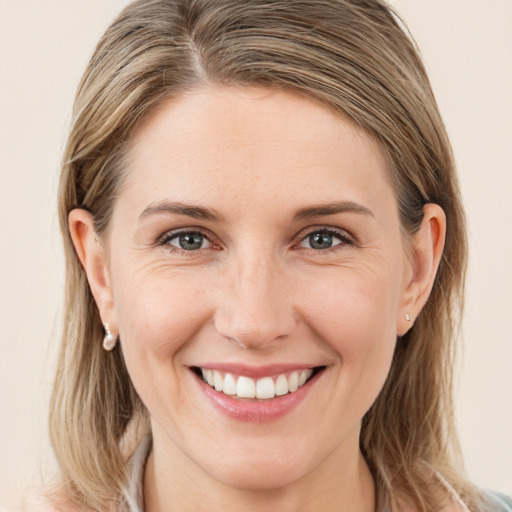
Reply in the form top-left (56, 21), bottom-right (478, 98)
top-left (191, 363), bottom-right (323, 379)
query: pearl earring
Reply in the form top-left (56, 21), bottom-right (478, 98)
top-left (103, 322), bottom-right (117, 351)
top-left (405, 313), bottom-right (411, 321)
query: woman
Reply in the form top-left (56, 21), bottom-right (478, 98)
top-left (47, 0), bottom-right (511, 511)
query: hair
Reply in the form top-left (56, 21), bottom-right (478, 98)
top-left (50, 0), bottom-right (486, 510)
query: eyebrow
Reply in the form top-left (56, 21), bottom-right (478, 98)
top-left (139, 200), bottom-right (374, 223)
top-left (139, 201), bottom-right (225, 222)
top-left (293, 201), bottom-right (374, 221)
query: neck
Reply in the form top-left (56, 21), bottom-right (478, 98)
top-left (143, 426), bottom-right (375, 512)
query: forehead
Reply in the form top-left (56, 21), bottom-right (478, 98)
top-left (119, 86), bottom-right (395, 220)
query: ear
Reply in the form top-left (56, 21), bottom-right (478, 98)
top-left (397, 203), bottom-right (446, 335)
top-left (68, 209), bottom-right (117, 335)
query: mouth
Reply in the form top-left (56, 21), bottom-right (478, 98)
top-left (191, 366), bottom-right (325, 401)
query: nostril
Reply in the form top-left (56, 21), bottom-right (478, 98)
top-left (213, 286), bottom-right (297, 350)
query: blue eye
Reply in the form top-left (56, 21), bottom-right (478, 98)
top-left (299, 229), bottom-right (348, 250)
top-left (167, 231), bottom-right (212, 251)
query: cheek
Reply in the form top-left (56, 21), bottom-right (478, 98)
top-left (111, 265), bottom-right (212, 388)
top-left (297, 263), bottom-right (402, 346)
top-left (295, 264), bottom-right (402, 399)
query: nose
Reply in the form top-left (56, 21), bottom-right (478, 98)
top-left (214, 251), bottom-right (297, 349)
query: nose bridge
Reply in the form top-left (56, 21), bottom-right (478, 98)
top-left (215, 246), bottom-right (295, 349)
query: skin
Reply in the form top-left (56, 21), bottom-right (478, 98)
top-left (70, 87), bottom-right (446, 512)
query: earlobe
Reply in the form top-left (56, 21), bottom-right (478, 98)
top-left (68, 209), bottom-right (116, 331)
top-left (397, 203), bottom-right (446, 335)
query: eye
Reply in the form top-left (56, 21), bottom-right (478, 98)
top-left (299, 229), bottom-right (351, 250)
top-left (166, 231), bottom-right (212, 251)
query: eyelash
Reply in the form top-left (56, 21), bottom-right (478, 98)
top-left (297, 227), bottom-right (354, 251)
top-left (156, 226), bottom-right (355, 255)
top-left (157, 229), bottom-right (217, 255)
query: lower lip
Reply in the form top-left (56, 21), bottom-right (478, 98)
top-left (193, 369), bottom-right (324, 422)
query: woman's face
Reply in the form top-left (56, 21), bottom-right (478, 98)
top-left (98, 87), bottom-right (417, 489)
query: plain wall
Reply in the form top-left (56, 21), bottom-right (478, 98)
top-left (0, 0), bottom-right (511, 508)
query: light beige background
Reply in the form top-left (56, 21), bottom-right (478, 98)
top-left (0, 1), bottom-right (511, 509)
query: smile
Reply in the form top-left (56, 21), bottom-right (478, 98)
top-left (199, 368), bottom-right (315, 400)
top-left (191, 365), bottom-right (326, 421)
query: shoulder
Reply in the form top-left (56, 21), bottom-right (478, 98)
top-left (22, 501), bottom-right (84, 512)
top-left (19, 490), bottom-right (81, 512)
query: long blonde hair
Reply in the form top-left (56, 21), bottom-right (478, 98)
top-left (51, 1), bottom-right (486, 510)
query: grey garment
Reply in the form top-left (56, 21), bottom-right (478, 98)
top-left (486, 491), bottom-right (512, 511)
top-left (124, 435), bottom-right (152, 512)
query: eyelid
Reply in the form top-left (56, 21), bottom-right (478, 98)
top-left (154, 225), bottom-right (355, 252)
top-left (295, 226), bottom-right (356, 249)
top-left (169, 232), bottom-right (212, 249)
top-left (156, 227), bottom-right (218, 249)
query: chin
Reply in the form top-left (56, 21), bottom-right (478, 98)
top-left (206, 458), bottom-right (308, 492)
top-left (189, 434), bottom-right (325, 492)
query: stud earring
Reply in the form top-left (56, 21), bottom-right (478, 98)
top-left (405, 313), bottom-right (411, 321)
top-left (103, 322), bottom-right (117, 351)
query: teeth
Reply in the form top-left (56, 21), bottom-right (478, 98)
top-left (275, 374), bottom-right (289, 396)
top-left (214, 371), bottom-right (223, 392)
top-left (237, 376), bottom-right (256, 398)
top-left (200, 368), bottom-right (315, 400)
top-left (256, 377), bottom-right (275, 399)
top-left (223, 373), bottom-right (237, 395)
top-left (288, 371), bottom-right (299, 392)
top-left (201, 368), bottom-right (215, 387)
